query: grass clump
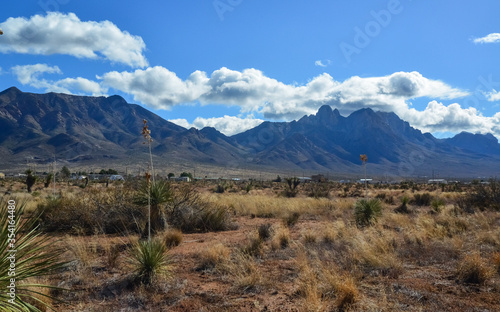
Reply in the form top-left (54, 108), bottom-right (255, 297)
top-left (271, 226), bottom-right (290, 250)
top-left (456, 252), bottom-right (494, 285)
top-left (197, 243), bottom-right (231, 272)
top-left (283, 211), bottom-right (300, 227)
top-left (354, 198), bottom-right (382, 227)
top-left (257, 223), bottom-right (273, 241)
top-left (129, 239), bottom-right (171, 285)
top-left (164, 229), bottom-right (183, 248)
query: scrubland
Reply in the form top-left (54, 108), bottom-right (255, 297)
top-left (1, 178), bottom-right (499, 311)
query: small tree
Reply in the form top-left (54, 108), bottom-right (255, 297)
top-left (25, 170), bottom-right (37, 193)
top-left (44, 173), bottom-right (54, 188)
top-left (60, 166), bottom-right (71, 181)
top-left (167, 173), bottom-right (175, 179)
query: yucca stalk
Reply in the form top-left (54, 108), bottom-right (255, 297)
top-left (142, 120), bottom-right (155, 241)
top-left (0, 198), bottom-right (68, 311)
top-left (360, 154), bottom-right (368, 198)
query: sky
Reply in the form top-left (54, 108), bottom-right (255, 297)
top-left (1, 0), bottom-right (499, 138)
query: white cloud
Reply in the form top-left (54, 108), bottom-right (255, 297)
top-left (12, 64), bottom-right (107, 96)
top-left (0, 12), bottom-right (147, 67)
top-left (402, 101), bottom-right (497, 136)
top-left (170, 115), bottom-right (264, 136)
top-left (485, 90), bottom-right (500, 102)
top-left (473, 33), bottom-right (500, 44)
top-left (315, 60), bottom-right (331, 67)
top-left (13, 63), bottom-right (499, 137)
top-left (12, 64), bottom-right (62, 85)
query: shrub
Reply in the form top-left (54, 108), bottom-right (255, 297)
top-left (354, 199), bottom-right (382, 227)
top-left (241, 235), bottom-right (264, 257)
top-left (0, 198), bottom-right (68, 311)
top-left (492, 252), bottom-right (500, 274)
top-left (38, 188), bottom-right (143, 234)
top-left (412, 193), bottom-right (432, 206)
top-left (283, 212), bottom-right (300, 227)
top-left (456, 252), bottom-right (493, 284)
top-left (129, 238), bottom-right (171, 285)
top-left (394, 196), bottom-right (410, 214)
top-left (257, 223), bottom-right (273, 241)
top-left (456, 179), bottom-right (500, 213)
top-left (168, 186), bottom-right (235, 233)
top-left (164, 229), bottom-right (183, 248)
top-left (431, 197), bottom-right (445, 213)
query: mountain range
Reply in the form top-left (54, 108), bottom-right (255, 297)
top-left (1, 87), bottom-right (499, 178)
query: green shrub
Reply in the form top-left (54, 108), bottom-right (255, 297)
top-left (354, 199), bottom-right (382, 227)
top-left (129, 239), bottom-right (171, 285)
top-left (394, 195), bottom-right (410, 214)
top-left (457, 180), bottom-right (500, 212)
top-left (431, 197), bottom-right (445, 213)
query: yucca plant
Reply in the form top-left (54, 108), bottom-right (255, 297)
top-left (0, 198), bottom-right (68, 311)
top-left (354, 198), bottom-right (382, 227)
top-left (129, 238), bottom-right (171, 285)
top-left (134, 180), bottom-right (172, 236)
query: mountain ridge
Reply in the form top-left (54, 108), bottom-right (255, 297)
top-left (1, 87), bottom-right (499, 178)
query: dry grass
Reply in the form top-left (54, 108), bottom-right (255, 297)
top-left (2, 180), bottom-right (500, 311)
top-left (456, 252), bottom-right (495, 284)
top-left (164, 228), bottom-right (183, 248)
top-left (197, 243), bottom-right (231, 272)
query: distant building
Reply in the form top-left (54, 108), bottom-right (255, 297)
top-left (358, 178), bottom-right (373, 184)
top-left (109, 175), bottom-right (125, 181)
top-left (176, 176), bottom-right (191, 182)
top-left (298, 177), bottom-right (312, 183)
top-left (428, 179), bottom-right (447, 184)
top-left (311, 174), bottom-right (327, 183)
top-left (0, 173), bottom-right (5, 179)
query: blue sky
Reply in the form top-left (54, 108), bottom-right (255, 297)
top-left (1, 0), bottom-right (499, 137)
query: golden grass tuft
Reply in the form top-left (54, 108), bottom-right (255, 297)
top-left (456, 252), bottom-right (494, 284)
top-left (197, 243), bottom-right (231, 272)
top-left (164, 228), bottom-right (183, 248)
top-left (271, 225), bottom-right (291, 250)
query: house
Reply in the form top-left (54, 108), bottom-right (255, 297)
top-left (358, 178), bottom-right (373, 184)
top-left (0, 173), bottom-right (5, 179)
top-left (175, 176), bottom-right (191, 182)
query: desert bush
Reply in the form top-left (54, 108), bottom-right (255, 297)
top-left (354, 199), bottom-right (382, 227)
top-left (0, 198), bottom-right (68, 311)
top-left (307, 183), bottom-right (330, 198)
top-left (394, 195), bottom-right (410, 214)
top-left (229, 251), bottom-right (265, 293)
top-left (282, 177), bottom-right (300, 198)
top-left (412, 192), bottom-right (432, 206)
top-left (431, 197), bottom-right (446, 213)
top-left (38, 188), bottom-right (143, 234)
top-left (167, 185), bottom-right (235, 233)
top-left (456, 252), bottom-right (493, 284)
top-left (241, 235), bottom-right (264, 257)
top-left (164, 229), bottom-right (183, 248)
top-left (457, 180), bottom-right (500, 212)
top-left (257, 223), bottom-right (273, 241)
top-left (283, 211), bottom-right (300, 227)
top-left (129, 238), bottom-right (171, 285)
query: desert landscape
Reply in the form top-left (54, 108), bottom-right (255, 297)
top-left (1, 175), bottom-right (499, 311)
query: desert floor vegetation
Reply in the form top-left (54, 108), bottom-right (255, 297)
top-left (0, 179), bottom-right (499, 311)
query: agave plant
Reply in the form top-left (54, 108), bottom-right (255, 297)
top-left (0, 198), bottom-right (67, 311)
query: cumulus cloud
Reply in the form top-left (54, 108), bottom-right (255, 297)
top-left (0, 12), bottom-right (147, 67)
top-left (12, 64), bottom-right (107, 96)
top-left (13, 63), bottom-right (499, 137)
top-left (402, 101), bottom-right (497, 135)
top-left (473, 33), bottom-right (500, 44)
top-left (315, 60), bottom-right (331, 67)
top-left (170, 115), bottom-right (264, 136)
top-left (485, 90), bottom-right (500, 102)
